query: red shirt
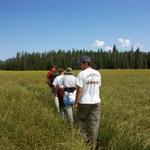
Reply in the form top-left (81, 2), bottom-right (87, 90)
top-left (47, 71), bottom-right (52, 79)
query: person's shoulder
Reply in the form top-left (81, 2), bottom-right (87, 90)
top-left (47, 70), bottom-right (51, 74)
top-left (94, 68), bottom-right (100, 73)
top-left (76, 70), bottom-right (83, 79)
top-left (71, 74), bottom-right (77, 78)
top-left (89, 68), bottom-right (100, 76)
top-left (72, 75), bottom-right (77, 80)
top-left (78, 68), bottom-right (92, 75)
top-left (54, 75), bottom-right (60, 80)
top-left (94, 69), bottom-right (101, 76)
top-left (58, 74), bottom-right (64, 80)
top-left (77, 70), bottom-right (84, 76)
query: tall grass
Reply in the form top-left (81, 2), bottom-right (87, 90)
top-left (0, 71), bottom-right (89, 150)
top-left (99, 70), bottom-right (150, 150)
top-left (0, 70), bottom-right (150, 149)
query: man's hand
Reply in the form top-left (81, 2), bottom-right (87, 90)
top-left (73, 102), bottom-right (78, 111)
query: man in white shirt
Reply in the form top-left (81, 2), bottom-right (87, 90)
top-left (73, 56), bottom-right (101, 149)
top-left (53, 68), bottom-right (65, 118)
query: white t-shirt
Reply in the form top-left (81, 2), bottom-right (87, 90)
top-left (63, 75), bottom-right (76, 88)
top-left (76, 67), bottom-right (101, 104)
top-left (62, 75), bottom-right (77, 102)
top-left (53, 74), bottom-right (64, 88)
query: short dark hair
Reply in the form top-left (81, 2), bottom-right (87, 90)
top-left (58, 68), bottom-right (64, 74)
top-left (81, 61), bottom-right (91, 66)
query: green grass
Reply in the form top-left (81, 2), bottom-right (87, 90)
top-left (0, 71), bottom-right (89, 150)
top-left (0, 70), bottom-right (150, 150)
top-left (99, 70), bottom-right (150, 150)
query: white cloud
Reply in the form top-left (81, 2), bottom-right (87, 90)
top-left (92, 37), bottom-right (145, 51)
top-left (104, 46), bottom-right (113, 51)
top-left (93, 40), bottom-right (105, 47)
top-left (118, 38), bottom-right (124, 43)
top-left (118, 38), bottom-right (131, 47)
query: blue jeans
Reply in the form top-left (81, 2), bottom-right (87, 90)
top-left (64, 105), bottom-right (73, 123)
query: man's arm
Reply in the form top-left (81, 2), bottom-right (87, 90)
top-left (73, 85), bottom-right (82, 111)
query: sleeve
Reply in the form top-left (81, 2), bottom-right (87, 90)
top-left (52, 77), bottom-right (57, 86)
top-left (76, 72), bottom-right (83, 88)
top-left (72, 76), bottom-right (77, 87)
top-left (59, 77), bottom-right (64, 87)
top-left (74, 76), bottom-right (77, 85)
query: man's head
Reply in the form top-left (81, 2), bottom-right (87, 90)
top-left (58, 68), bottom-right (64, 75)
top-left (50, 65), bottom-right (57, 72)
top-left (78, 56), bottom-right (91, 70)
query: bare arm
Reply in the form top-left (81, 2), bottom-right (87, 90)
top-left (73, 85), bottom-right (82, 111)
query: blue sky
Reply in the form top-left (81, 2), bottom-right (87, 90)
top-left (0, 0), bottom-right (150, 60)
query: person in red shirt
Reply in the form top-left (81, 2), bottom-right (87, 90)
top-left (46, 66), bottom-right (60, 113)
top-left (46, 65), bottom-right (57, 89)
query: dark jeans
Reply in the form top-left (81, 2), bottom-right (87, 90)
top-left (57, 88), bottom-right (65, 114)
top-left (77, 103), bottom-right (100, 149)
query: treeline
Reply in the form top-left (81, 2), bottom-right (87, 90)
top-left (0, 45), bottom-right (150, 70)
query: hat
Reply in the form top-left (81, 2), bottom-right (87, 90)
top-left (79, 56), bottom-right (91, 62)
top-left (65, 67), bottom-right (73, 75)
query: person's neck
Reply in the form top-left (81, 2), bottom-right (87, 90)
top-left (83, 66), bottom-right (91, 70)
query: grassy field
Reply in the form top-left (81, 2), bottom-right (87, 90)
top-left (0, 70), bottom-right (150, 150)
